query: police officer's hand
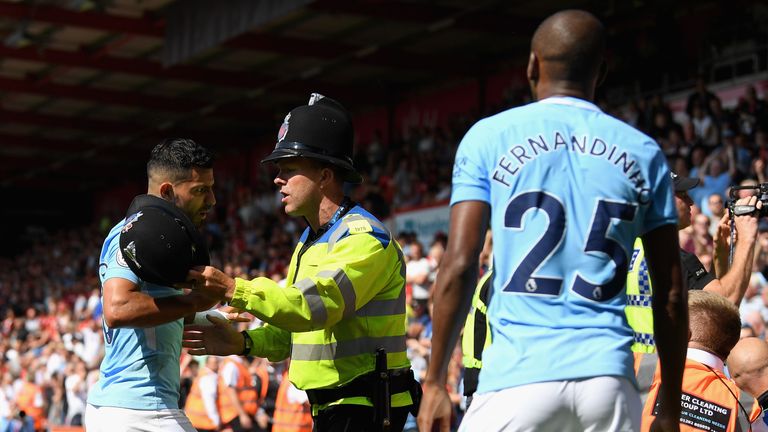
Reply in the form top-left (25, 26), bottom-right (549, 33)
top-left (187, 266), bottom-right (237, 302)
top-left (183, 315), bottom-right (243, 356)
top-left (417, 380), bottom-right (452, 432)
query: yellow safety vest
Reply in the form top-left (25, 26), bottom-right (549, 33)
top-left (625, 238), bottom-right (656, 353)
top-left (461, 270), bottom-right (493, 397)
top-left (462, 270), bottom-right (492, 369)
top-left (229, 206), bottom-right (411, 412)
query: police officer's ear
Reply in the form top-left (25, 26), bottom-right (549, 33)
top-left (318, 166), bottom-right (333, 190)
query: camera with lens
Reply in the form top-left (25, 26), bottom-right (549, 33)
top-left (729, 183), bottom-right (768, 217)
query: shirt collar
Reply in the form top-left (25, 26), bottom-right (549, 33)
top-left (538, 96), bottom-right (602, 113)
top-left (687, 347), bottom-right (725, 372)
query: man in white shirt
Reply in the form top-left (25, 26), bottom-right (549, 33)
top-left (64, 361), bottom-right (88, 425)
top-left (405, 242), bottom-right (431, 301)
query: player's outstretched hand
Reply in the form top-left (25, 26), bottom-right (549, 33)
top-left (183, 315), bottom-right (243, 356)
top-left (417, 380), bottom-right (452, 432)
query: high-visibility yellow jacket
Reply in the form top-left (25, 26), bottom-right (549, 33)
top-left (229, 205), bottom-right (411, 411)
top-left (626, 238), bottom-right (656, 353)
top-left (461, 270), bottom-right (492, 396)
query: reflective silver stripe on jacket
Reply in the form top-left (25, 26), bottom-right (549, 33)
top-left (295, 268), bottom-right (357, 324)
top-left (317, 269), bottom-right (356, 319)
top-left (356, 287), bottom-right (406, 317)
top-left (291, 334), bottom-right (406, 361)
top-left (295, 277), bottom-right (328, 327)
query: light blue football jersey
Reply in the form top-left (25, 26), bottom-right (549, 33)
top-left (87, 217), bottom-right (184, 410)
top-left (451, 96), bottom-right (676, 394)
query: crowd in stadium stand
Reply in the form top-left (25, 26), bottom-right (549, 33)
top-left (4, 77), bottom-right (768, 431)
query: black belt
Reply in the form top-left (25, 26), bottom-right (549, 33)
top-left (306, 368), bottom-right (416, 406)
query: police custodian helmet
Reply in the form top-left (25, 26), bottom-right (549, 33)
top-left (261, 93), bottom-right (362, 184)
top-left (119, 194), bottom-right (210, 286)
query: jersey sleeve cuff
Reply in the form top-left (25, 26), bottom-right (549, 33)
top-left (450, 184), bottom-right (490, 206)
top-left (104, 271), bottom-right (139, 284)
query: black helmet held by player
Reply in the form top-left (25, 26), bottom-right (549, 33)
top-left (261, 93), bottom-right (362, 184)
top-left (119, 194), bottom-right (209, 286)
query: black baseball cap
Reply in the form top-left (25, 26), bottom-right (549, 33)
top-left (119, 194), bottom-right (209, 286)
top-left (671, 172), bottom-right (699, 192)
top-left (261, 93), bottom-right (362, 184)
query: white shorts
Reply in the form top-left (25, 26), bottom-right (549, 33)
top-left (459, 376), bottom-right (641, 432)
top-left (85, 404), bottom-right (197, 432)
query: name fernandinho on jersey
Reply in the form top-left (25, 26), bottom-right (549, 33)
top-left (490, 132), bottom-right (652, 204)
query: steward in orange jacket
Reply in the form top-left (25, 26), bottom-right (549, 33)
top-left (272, 373), bottom-right (313, 432)
top-left (219, 356), bottom-right (265, 430)
top-left (642, 291), bottom-right (743, 432)
top-left (15, 375), bottom-right (46, 431)
top-left (186, 358), bottom-right (224, 432)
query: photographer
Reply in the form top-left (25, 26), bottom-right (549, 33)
top-left (627, 173), bottom-right (760, 354)
top-left (676, 173), bottom-right (761, 305)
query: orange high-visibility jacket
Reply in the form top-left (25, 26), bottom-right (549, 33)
top-left (220, 357), bottom-right (266, 417)
top-left (272, 376), bottom-right (313, 432)
top-left (185, 368), bottom-right (219, 431)
top-left (642, 358), bottom-right (741, 432)
top-left (16, 381), bottom-right (45, 431)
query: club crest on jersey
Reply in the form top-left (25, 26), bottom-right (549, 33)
top-left (116, 249), bottom-right (128, 268)
top-left (277, 113), bottom-right (291, 142)
top-left (122, 211), bottom-right (143, 234)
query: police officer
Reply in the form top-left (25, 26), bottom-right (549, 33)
top-left (460, 270), bottom-right (491, 407)
top-left (182, 94), bottom-right (419, 432)
top-left (460, 230), bottom-right (493, 407)
top-left (626, 172), bottom-right (762, 358)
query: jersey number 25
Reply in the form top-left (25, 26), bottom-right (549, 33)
top-left (504, 191), bottom-right (636, 302)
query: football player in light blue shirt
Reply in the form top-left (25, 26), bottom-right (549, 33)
top-left (419, 10), bottom-right (688, 432)
top-left (86, 139), bottom-right (221, 432)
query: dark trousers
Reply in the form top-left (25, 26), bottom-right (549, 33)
top-left (312, 405), bottom-right (410, 432)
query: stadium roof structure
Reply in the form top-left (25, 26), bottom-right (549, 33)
top-left (0, 0), bottom-right (542, 192)
top-left (0, 0), bottom-right (728, 191)
top-left (0, 0), bottom-right (748, 227)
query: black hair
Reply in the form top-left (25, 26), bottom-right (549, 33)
top-left (146, 138), bottom-right (214, 182)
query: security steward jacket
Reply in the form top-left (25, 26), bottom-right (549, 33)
top-left (641, 350), bottom-right (741, 432)
top-left (228, 203), bottom-right (412, 413)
